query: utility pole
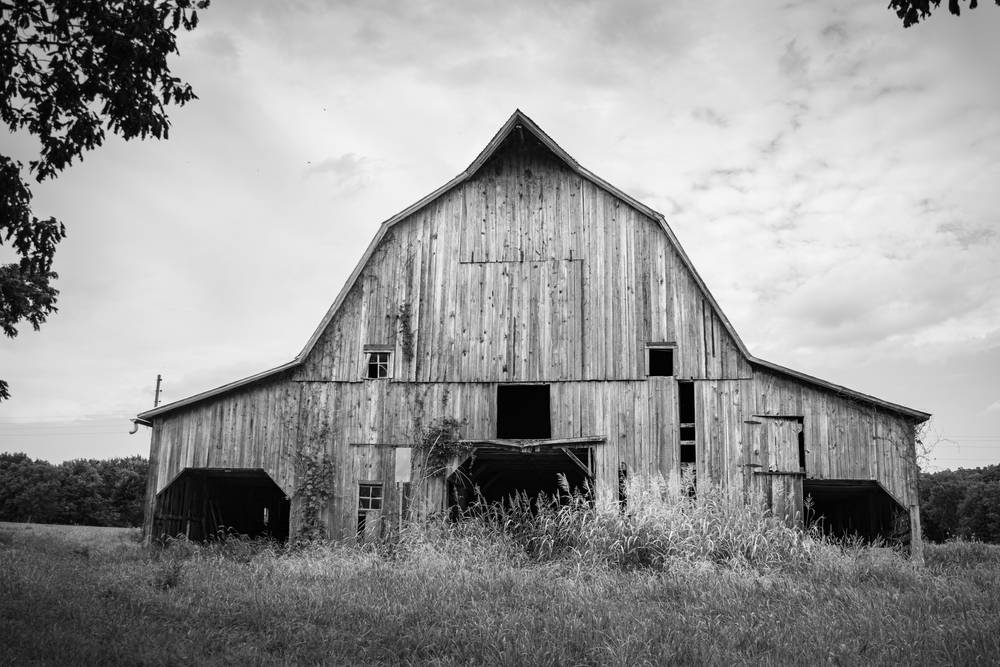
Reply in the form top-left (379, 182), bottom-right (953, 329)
top-left (154, 374), bottom-right (162, 407)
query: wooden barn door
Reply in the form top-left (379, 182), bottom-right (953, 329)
top-left (745, 416), bottom-right (805, 526)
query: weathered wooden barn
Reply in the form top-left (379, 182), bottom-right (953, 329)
top-left (137, 110), bottom-right (929, 552)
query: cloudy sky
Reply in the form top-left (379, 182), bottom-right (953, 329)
top-left (1, 0), bottom-right (998, 471)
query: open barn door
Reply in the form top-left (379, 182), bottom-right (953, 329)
top-left (804, 480), bottom-right (909, 543)
top-left (151, 468), bottom-right (290, 541)
top-left (744, 416), bottom-right (805, 525)
top-left (448, 444), bottom-right (594, 509)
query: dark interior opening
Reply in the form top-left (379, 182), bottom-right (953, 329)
top-left (678, 381), bottom-right (695, 424)
top-left (618, 461), bottom-right (628, 509)
top-left (797, 421), bottom-right (806, 471)
top-left (497, 384), bottom-right (551, 439)
top-left (804, 480), bottom-right (908, 543)
top-left (449, 447), bottom-right (591, 508)
top-left (648, 348), bottom-right (674, 376)
top-left (152, 468), bottom-right (290, 542)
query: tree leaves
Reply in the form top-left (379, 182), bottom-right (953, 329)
top-left (889, 0), bottom-right (999, 27)
top-left (920, 465), bottom-right (1000, 543)
top-left (0, 453), bottom-right (149, 526)
top-left (0, 0), bottom-right (209, 399)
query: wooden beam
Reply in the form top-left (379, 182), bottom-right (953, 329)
top-left (460, 436), bottom-right (606, 451)
top-left (559, 447), bottom-right (592, 477)
top-left (753, 470), bottom-right (806, 477)
top-left (478, 471), bottom-right (504, 495)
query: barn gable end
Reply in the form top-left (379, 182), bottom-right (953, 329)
top-left (138, 110), bottom-right (929, 555)
top-left (294, 119), bottom-right (750, 384)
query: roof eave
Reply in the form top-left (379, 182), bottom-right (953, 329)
top-left (136, 360), bottom-right (300, 421)
top-left (749, 357), bottom-right (931, 422)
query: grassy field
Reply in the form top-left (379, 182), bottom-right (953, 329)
top-left (2, 512), bottom-right (1000, 665)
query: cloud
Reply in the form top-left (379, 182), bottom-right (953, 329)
top-left (304, 153), bottom-right (369, 193)
top-left (986, 400), bottom-right (1000, 414)
top-left (778, 39), bottom-right (810, 80)
top-left (820, 22), bottom-right (848, 43)
top-left (196, 30), bottom-right (240, 62)
top-left (937, 222), bottom-right (997, 250)
top-left (692, 107), bottom-right (729, 128)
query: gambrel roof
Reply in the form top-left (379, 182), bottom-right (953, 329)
top-left (138, 110), bottom-right (930, 422)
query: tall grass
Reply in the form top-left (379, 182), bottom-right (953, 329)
top-left (2, 501), bottom-right (1000, 665)
top-left (401, 475), bottom-right (815, 572)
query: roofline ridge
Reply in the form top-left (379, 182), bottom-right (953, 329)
top-left (137, 111), bottom-right (929, 423)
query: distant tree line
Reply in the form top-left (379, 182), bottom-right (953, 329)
top-left (1, 450), bottom-right (996, 540)
top-left (0, 453), bottom-right (147, 526)
top-left (920, 464), bottom-right (1000, 543)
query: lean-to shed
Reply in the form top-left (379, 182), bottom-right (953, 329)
top-left (137, 110), bottom-right (930, 553)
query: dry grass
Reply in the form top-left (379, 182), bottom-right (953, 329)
top-left (1, 497), bottom-right (999, 666)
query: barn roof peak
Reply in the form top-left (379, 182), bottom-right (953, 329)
top-left (137, 110), bottom-right (930, 422)
top-left (464, 109), bottom-right (584, 175)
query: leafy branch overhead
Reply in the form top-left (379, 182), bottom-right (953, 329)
top-left (0, 0), bottom-right (209, 400)
top-left (889, 0), bottom-right (1000, 27)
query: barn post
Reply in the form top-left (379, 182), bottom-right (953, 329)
top-left (909, 502), bottom-right (924, 565)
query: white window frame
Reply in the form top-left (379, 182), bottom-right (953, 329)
top-left (363, 346), bottom-right (393, 380)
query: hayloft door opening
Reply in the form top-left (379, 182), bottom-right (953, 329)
top-left (496, 384), bottom-right (551, 439)
top-left (449, 446), bottom-right (593, 508)
top-left (151, 468), bottom-right (290, 542)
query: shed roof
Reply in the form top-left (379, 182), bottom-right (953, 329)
top-left (138, 110), bottom-right (930, 423)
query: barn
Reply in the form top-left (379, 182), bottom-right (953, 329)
top-left (136, 110), bottom-right (930, 554)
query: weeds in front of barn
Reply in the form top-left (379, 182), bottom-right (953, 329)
top-left (2, 480), bottom-right (999, 665)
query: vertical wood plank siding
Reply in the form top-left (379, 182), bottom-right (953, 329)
top-left (295, 140), bottom-right (749, 384)
top-left (750, 367), bottom-right (917, 508)
top-left (144, 134), bottom-right (922, 539)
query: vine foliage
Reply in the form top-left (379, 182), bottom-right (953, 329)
top-left (397, 301), bottom-right (414, 363)
top-left (294, 419), bottom-right (334, 542)
top-left (414, 416), bottom-right (471, 477)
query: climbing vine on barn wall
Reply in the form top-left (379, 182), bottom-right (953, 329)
top-left (294, 417), bottom-right (334, 542)
top-left (397, 301), bottom-right (414, 364)
top-left (414, 415), bottom-right (471, 476)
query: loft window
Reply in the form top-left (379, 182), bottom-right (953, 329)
top-left (358, 483), bottom-right (383, 510)
top-left (497, 384), bottom-right (551, 439)
top-left (646, 344), bottom-right (675, 377)
top-left (365, 350), bottom-right (391, 379)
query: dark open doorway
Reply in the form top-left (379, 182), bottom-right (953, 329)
top-left (152, 468), bottom-right (290, 541)
top-left (497, 384), bottom-right (551, 439)
top-left (804, 480), bottom-right (907, 543)
top-left (449, 446), bottom-right (592, 508)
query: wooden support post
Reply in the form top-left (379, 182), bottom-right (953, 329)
top-left (909, 503), bottom-right (924, 566)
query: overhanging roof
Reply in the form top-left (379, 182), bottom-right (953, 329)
top-left (137, 110), bottom-right (930, 423)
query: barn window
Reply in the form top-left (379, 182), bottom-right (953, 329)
top-left (365, 351), bottom-right (391, 379)
top-left (497, 384), bottom-right (551, 439)
top-left (358, 483), bottom-right (383, 510)
top-left (646, 344), bottom-right (675, 377)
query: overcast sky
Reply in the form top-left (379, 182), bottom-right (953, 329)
top-left (1, 0), bottom-right (997, 471)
